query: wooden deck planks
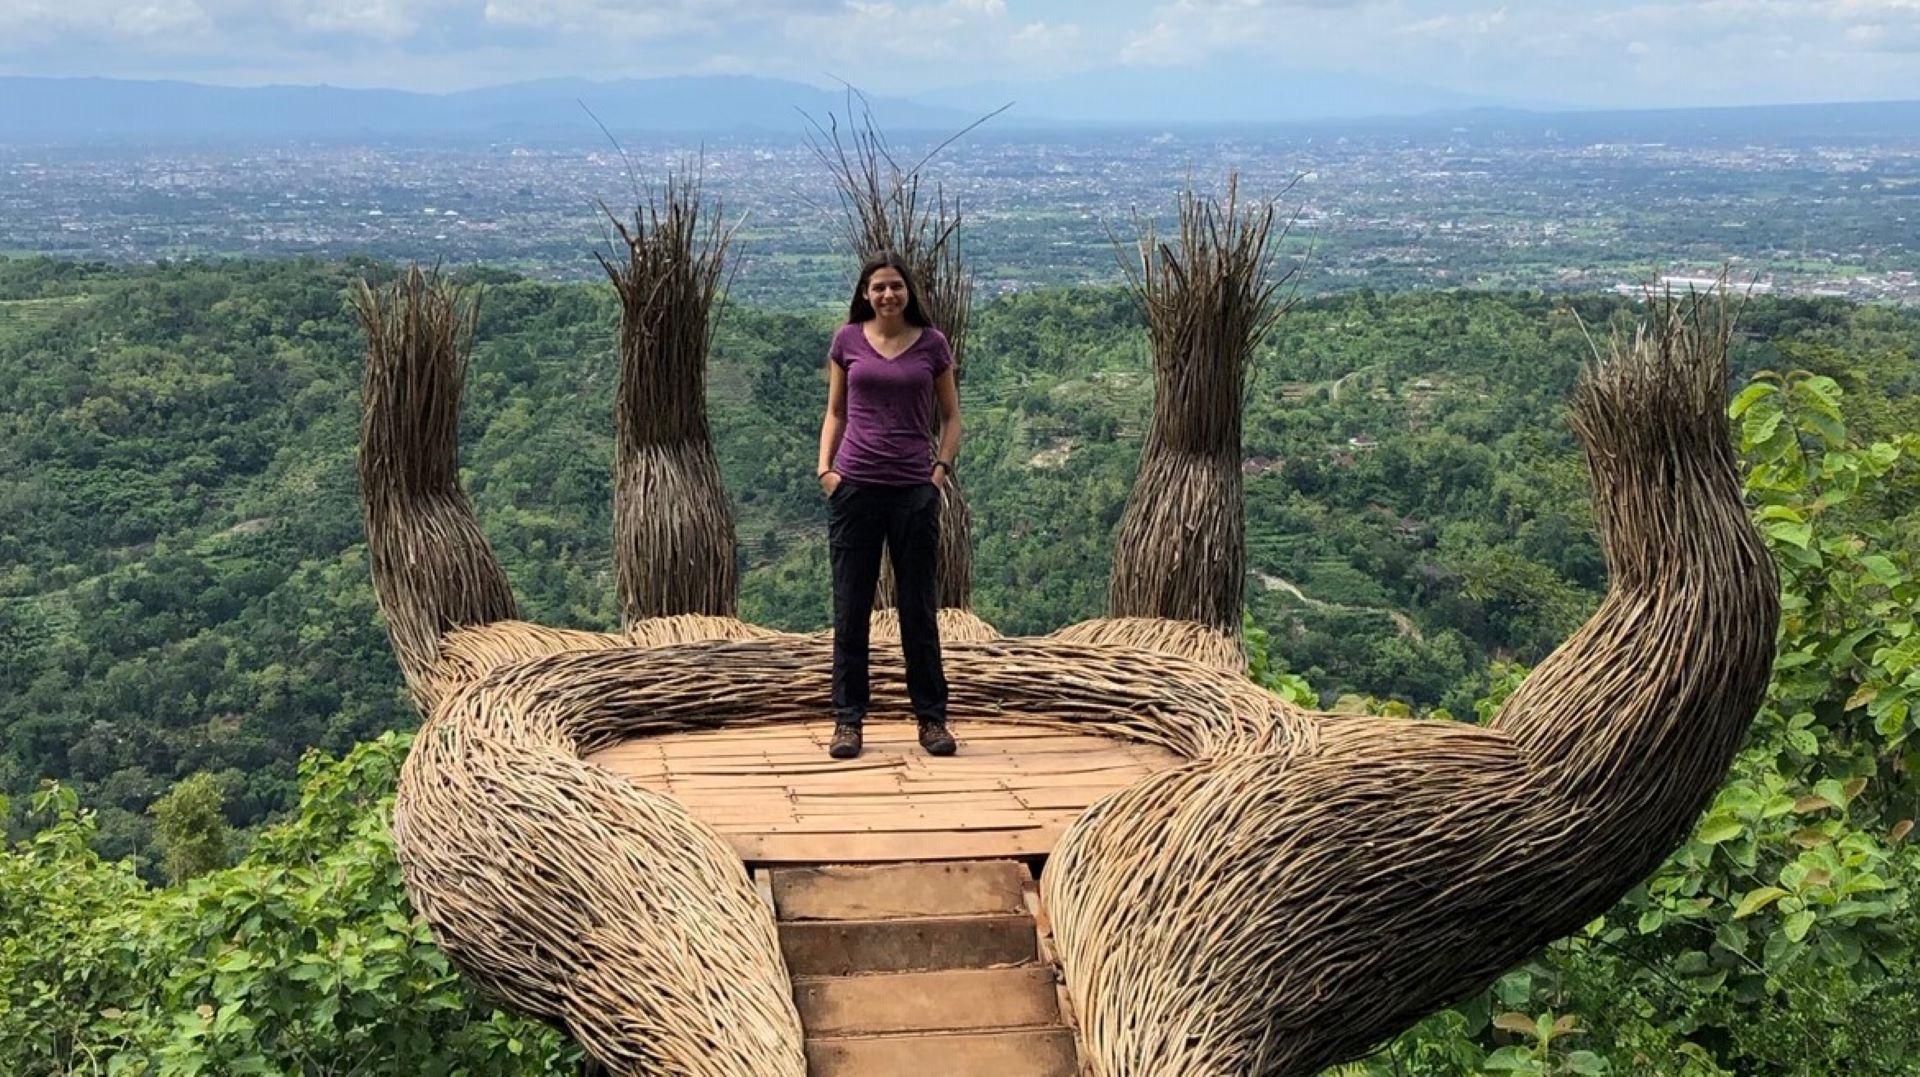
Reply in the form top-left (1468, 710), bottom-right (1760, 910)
top-left (584, 720), bottom-right (1185, 863)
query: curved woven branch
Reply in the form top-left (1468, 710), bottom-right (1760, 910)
top-left (433, 637), bottom-right (1308, 760)
top-left (362, 256), bottom-right (1775, 1072)
top-left (628, 613), bottom-right (785, 649)
top-left (391, 634), bottom-right (1315, 1073)
top-left (355, 268), bottom-right (517, 709)
top-left (437, 615), bottom-right (786, 694)
top-left (1493, 289), bottom-right (1780, 882)
top-left (1044, 289), bottom-right (1779, 1075)
top-left (859, 605), bottom-right (1001, 645)
top-left (1049, 616), bottom-right (1244, 675)
top-left (1108, 177), bottom-right (1292, 637)
top-left (601, 174), bottom-right (739, 623)
top-left (394, 663), bottom-right (806, 1075)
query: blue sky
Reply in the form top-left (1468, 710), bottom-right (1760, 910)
top-left (1, 0), bottom-right (1916, 108)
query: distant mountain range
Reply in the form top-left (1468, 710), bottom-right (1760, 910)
top-left (0, 75), bottom-right (974, 138)
top-left (1, 74), bottom-right (1917, 141)
top-left (916, 64), bottom-right (1517, 125)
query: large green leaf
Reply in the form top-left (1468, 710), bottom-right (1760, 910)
top-left (1733, 886), bottom-right (1790, 919)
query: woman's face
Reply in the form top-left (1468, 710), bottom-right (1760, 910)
top-left (864, 267), bottom-right (909, 319)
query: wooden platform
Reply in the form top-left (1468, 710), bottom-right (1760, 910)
top-left (769, 860), bottom-right (1083, 1076)
top-left (587, 720), bottom-right (1184, 864)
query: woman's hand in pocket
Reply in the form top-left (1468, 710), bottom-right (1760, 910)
top-left (820, 470), bottom-right (842, 497)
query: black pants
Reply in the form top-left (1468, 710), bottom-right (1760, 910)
top-left (829, 480), bottom-right (948, 725)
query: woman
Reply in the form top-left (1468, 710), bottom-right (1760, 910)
top-left (817, 252), bottom-right (962, 760)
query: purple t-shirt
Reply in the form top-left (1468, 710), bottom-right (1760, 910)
top-left (829, 322), bottom-right (953, 486)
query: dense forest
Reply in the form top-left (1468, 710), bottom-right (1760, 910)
top-left (3, 257), bottom-right (1917, 1073)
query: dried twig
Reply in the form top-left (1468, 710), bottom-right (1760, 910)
top-left (354, 267), bottom-right (517, 706)
top-left (1108, 174), bottom-right (1300, 635)
top-left (597, 170), bottom-right (742, 622)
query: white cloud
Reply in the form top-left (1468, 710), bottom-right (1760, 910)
top-left (289, 0), bottom-right (446, 39)
top-left (1395, 6), bottom-right (1508, 37)
top-left (923, 0), bottom-right (1012, 29)
top-left (0, 0), bottom-right (213, 40)
top-left (0, 0), bottom-right (846, 48)
top-left (1120, 0), bottom-right (1395, 66)
top-left (1117, 22), bottom-right (1188, 64)
top-left (0, 0), bottom-right (1914, 102)
top-left (1014, 19), bottom-right (1078, 44)
top-left (481, 0), bottom-right (691, 39)
top-left (775, 0), bottom-right (1085, 86)
top-left (1007, 20), bottom-right (1088, 65)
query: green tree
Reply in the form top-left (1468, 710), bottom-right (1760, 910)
top-left (149, 773), bottom-right (229, 884)
top-left (1, 737), bottom-right (577, 1075)
top-left (1331, 369), bottom-right (1920, 1075)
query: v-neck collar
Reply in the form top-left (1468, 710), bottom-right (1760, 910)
top-left (861, 323), bottom-right (924, 362)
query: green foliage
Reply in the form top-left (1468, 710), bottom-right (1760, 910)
top-left (1243, 609), bottom-right (1317, 707)
top-left (2, 259), bottom-right (1917, 1072)
top-left (1331, 367), bottom-right (1920, 1076)
top-left (10, 262), bottom-right (1920, 857)
top-left (1481, 1011), bottom-right (1609, 1075)
top-left (148, 773), bottom-right (229, 884)
top-left (0, 735), bottom-right (577, 1075)
top-left (0, 783), bottom-right (150, 1072)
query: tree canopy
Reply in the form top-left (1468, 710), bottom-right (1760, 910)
top-left (1, 257), bottom-right (1916, 1073)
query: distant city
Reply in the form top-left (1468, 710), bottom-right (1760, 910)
top-left (4, 115), bottom-right (1916, 307)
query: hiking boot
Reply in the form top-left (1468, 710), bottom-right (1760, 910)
top-left (829, 722), bottom-right (863, 759)
top-left (918, 719), bottom-right (957, 756)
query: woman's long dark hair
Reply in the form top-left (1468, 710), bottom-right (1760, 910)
top-left (847, 251), bottom-right (932, 326)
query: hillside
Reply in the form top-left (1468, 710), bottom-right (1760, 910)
top-left (3, 256), bottom-right (1919, 1075)
top-left (3, 256), bottom-right (1918, 862)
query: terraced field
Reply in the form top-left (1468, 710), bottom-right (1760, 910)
top-left (0, 295), bottom-right (87, 342)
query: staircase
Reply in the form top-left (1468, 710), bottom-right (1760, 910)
top-left (762, 859), bottom-right (1082, 1077)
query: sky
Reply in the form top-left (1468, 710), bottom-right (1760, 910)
top-left (0, 0), bottom-right (1916, 109)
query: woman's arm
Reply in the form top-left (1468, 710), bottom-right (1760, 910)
top-left (818, 360), bottom-right (849, 489)
top-left (932, 368), bottom-right (961, 486)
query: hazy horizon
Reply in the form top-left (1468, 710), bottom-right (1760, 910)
top-left (3, 1), bottom-right (1918, 114)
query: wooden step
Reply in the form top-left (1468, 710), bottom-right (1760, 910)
top-left (772, 861), bottom-right (1029, 921)
top-left (805, 1026), bottom-right (1079, 1077)
top-left (780, 914), bottom-right (1038, 977)
top-left (793, 966), bottom-right (1060, 1036)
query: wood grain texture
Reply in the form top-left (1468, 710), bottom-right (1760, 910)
top-left (587, 721), bottom-right (1184, 864)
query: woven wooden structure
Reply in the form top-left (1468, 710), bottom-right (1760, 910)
top-left (1045, 292), bottom-right (1779, 1072)
top-left (600, 176), bottom-right (739, 624)
top-left (354, 269), bottom-right (518, 709)
top-left (1108, 177), bottom-right (1293, 638)
top-left (368, 245), bottom-right (1775, 1073)
top-left (1048, 615), bottom-right (1245, 675)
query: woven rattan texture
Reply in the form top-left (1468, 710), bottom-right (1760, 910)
top-left (601, 180), bottom-right (740, 624)
top-left (1049, 615), bottom-right (1246, 674)
top-left (354, 270), bottom-right (519, 710)
top-left (365, 267), bottom-right (1776, 1074)
top-left (1042, 300), bottom-right (1780, 1074)
top-left (396, 623), bottom-right (1305, 1074)
top-left (1107, 183), bottom-right (1289, 639)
